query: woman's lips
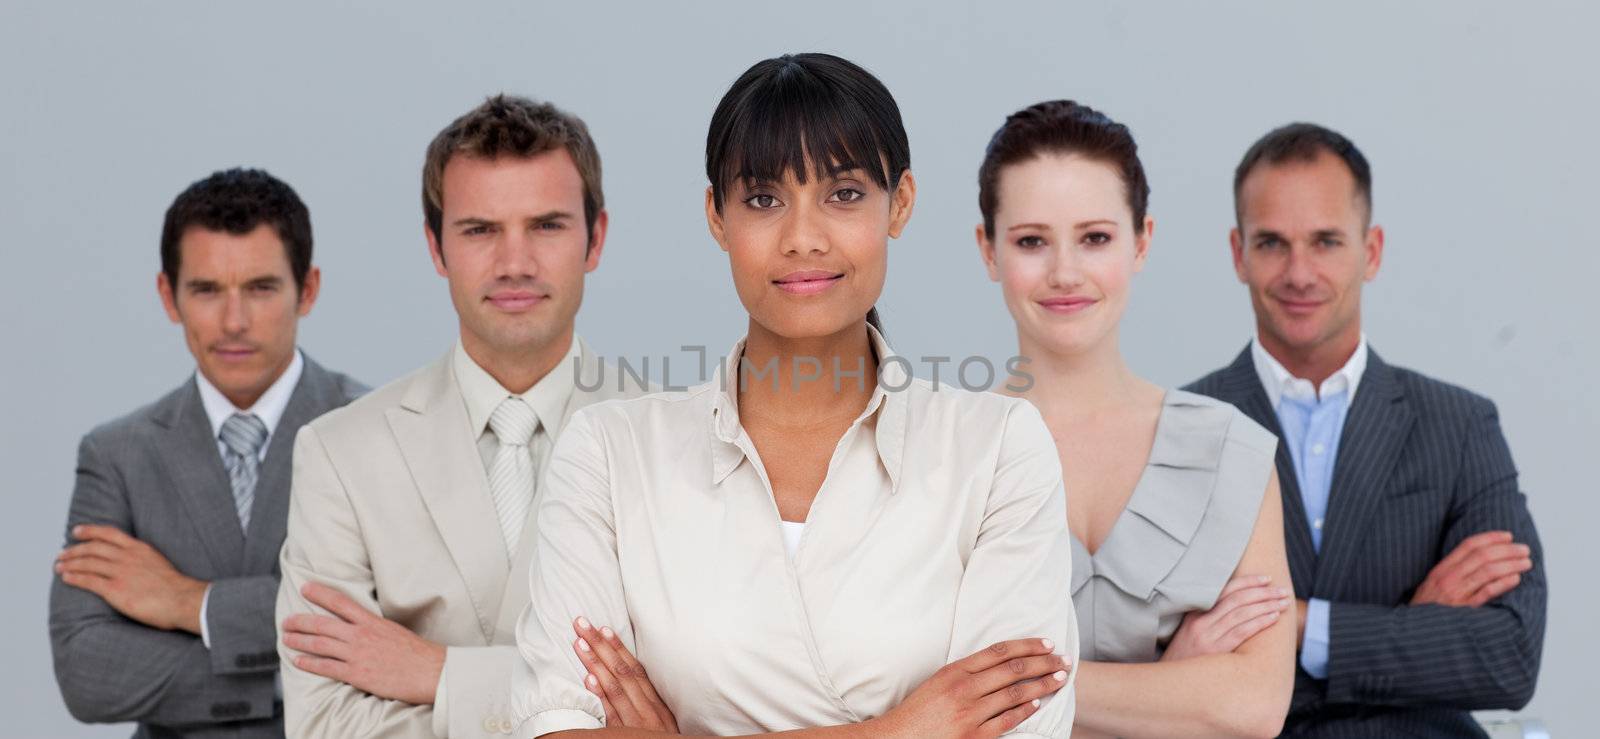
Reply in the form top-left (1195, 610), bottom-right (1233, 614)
top-left (774, 271), bottom-right (844, 296)
top-left (1036, 296), bottom-right (1097, 314)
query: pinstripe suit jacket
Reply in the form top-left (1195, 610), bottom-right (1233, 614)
top-left (49, 356), bottom-right (365, 738)
top-left (1186, 346), bottom-right (1545, 738)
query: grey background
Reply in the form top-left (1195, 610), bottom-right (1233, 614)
top-left (2, 1), bottom-right (1592, 735)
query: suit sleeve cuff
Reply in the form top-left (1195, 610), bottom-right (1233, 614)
top-left (431, 649), bottom-right (450, 738)
top-left (1300, 597), bottom-right (1331, 679)
top-left (199, 583), bottom-right (213, 649)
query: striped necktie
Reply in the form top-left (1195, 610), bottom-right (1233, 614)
top-left (219, 412), bottom-right (268, 532)
top-left (487, 398), bottom-right (539, 557)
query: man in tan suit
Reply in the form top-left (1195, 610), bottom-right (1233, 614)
top-left (275, 95), bottom-right (645, 737)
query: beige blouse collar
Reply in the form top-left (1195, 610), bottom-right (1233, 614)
top-left (705, 323), bottom-right (909, 492)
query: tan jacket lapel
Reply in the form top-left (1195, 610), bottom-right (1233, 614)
top-left (386, 354), bottom-right (507, 644)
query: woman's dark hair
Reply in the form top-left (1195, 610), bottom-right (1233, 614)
top-left (977, 100), bottom-right (1150, 240)
top-left (161, 168), bottom-right (313, 291)
top-left (705, 53), bottom-right (911, 335)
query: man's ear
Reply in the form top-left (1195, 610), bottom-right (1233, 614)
top-left (1363, 224), bottom-right (1384, 281)
top-left (157, 272), bottom-right (182, 323)
top-left (1229, 227), bottom-right (1248, 284)
top-left (425, 222), bottom-right (448, 277)
top-left (705, 187), bottom-right (729, 253)
top-left (584, 209), bottom-right (610, 273)
top-left (296, 266), bottom-right (322, 317)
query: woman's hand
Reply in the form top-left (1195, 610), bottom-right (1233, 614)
top-left (571, 617), bottom-right (679, 733)
top-left (1161, 575), bottom-right (1289, 662)
top-left (874, 638), bottom-right (1071, 739)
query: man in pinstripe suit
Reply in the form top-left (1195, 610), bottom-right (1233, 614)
top-left (1187, 123), bottom-right (1546, 737)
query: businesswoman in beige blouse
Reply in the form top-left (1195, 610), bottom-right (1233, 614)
top-left (513, 54), bottom-right (1079, 738)
top-left (975, 101), bottom-right (1295, 738)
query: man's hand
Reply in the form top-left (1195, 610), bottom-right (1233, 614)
top-left (1295, 599), bottom-right (1307, 649)
top-left (281, 581), bottom-right (446, 706)
top-left (1411, 531), bottom-right (1532, 607)
top-left (55, 524), bottom-right (207, 634)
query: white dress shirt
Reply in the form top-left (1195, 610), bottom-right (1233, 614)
top-left (194, 349), bottom-right (304, 649)
top-left (1249, 334), bottom-right (1368, 408)
top-left (514, 325), bottom-right (1078, 737)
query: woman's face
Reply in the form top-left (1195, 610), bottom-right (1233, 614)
top-left (978, 154), bottom-right (1152, 357)
top-left (708, 164), bottom-right (915, 340)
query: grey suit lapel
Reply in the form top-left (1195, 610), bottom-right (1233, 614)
top-left (152, 381), bottom-right (246, 573)
top-left (242, 356), bottom-right (339, 573)
top-left (1216, 346), bottom-right (1319, 591)
top-left (1314, 350), bottom-right (1415, 596)
top-left (387, 355), bottom-right (506, 644)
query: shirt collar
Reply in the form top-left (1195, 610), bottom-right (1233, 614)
top-left (708, 323), bottom-right (907, 491)
top-left (195, 349), bottom-right (305, 442)
top-left (453, 336), bottom-right (580, 441)
top-left (1250, 333), bottom-right (1369, 410)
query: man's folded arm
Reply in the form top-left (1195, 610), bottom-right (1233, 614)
top-left (277, 425), bottom-right (436, 738)
top-left (1324, 399), bottom-right (1545, 709)
top-left (50, 434), bottom-right (276, 725)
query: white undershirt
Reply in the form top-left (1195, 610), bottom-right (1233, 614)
top-left (780, 521), bottom-right (805, 559)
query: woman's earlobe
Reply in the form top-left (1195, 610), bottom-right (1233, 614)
top-left (975, 225), bottom-right (1001, 282)
top-left (887, 171), bottom-right (917, 238)
top-left (704, 187), bottom-right (729, 252)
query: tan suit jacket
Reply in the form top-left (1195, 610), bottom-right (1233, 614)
top-left (277, 339), bottom-right (642, 737)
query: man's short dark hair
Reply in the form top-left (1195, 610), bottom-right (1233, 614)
top-left (160, 168), bottom-right (313, 291)
top-left (1233, 122), bottom-right (1372, 223)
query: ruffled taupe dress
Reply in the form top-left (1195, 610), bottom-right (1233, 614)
top-left (1070, 389), bottom-right (1278, 663)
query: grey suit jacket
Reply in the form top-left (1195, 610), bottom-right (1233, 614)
top-left (1187, 346), bottom-right (1546, 738)
top-left (49, 355), bottom-right (365, 739)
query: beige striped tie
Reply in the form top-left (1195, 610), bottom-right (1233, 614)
top-left (487, 397), bottom-right (538, 557)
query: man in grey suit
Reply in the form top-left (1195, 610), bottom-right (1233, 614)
top-left (274, 95), bottom-right (647, 738)
top-left (49, 168), bottom-right (365, 738)
top-left (1187, 123), bottom-right (1546, 737)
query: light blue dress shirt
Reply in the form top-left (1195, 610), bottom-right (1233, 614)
top-left (1251, 337), bottom-right (1368, 680)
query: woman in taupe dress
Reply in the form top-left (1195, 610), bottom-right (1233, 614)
top-left (974, 101), bottom-right (1296, 738)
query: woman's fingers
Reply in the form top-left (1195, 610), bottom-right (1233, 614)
top-left (1211, 592), bottom-right (1290, 635)
top-left (1211, 583), bottom-right (1287, 618)
top-left (575, 618), bottom-right (663, 730)
top-left (1215, 574), bottom-right (1272, 600)
top-left (975, 669), bottom-right (1069, 722)
top-left (597, 623), bottom-right (677, 730)
top-left (976, 695), bottom-right (1042, 739)
top-left (956, 638), bottom-right (1055, 674)
top-left (1216, 607), bottom-right (1285, 652)
top-left (574, 627), bottom-right (647, 727)
top-left (968, 653), bottom-right (1071, 696)
top-left (584, 673), bottom-right (622, 727)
